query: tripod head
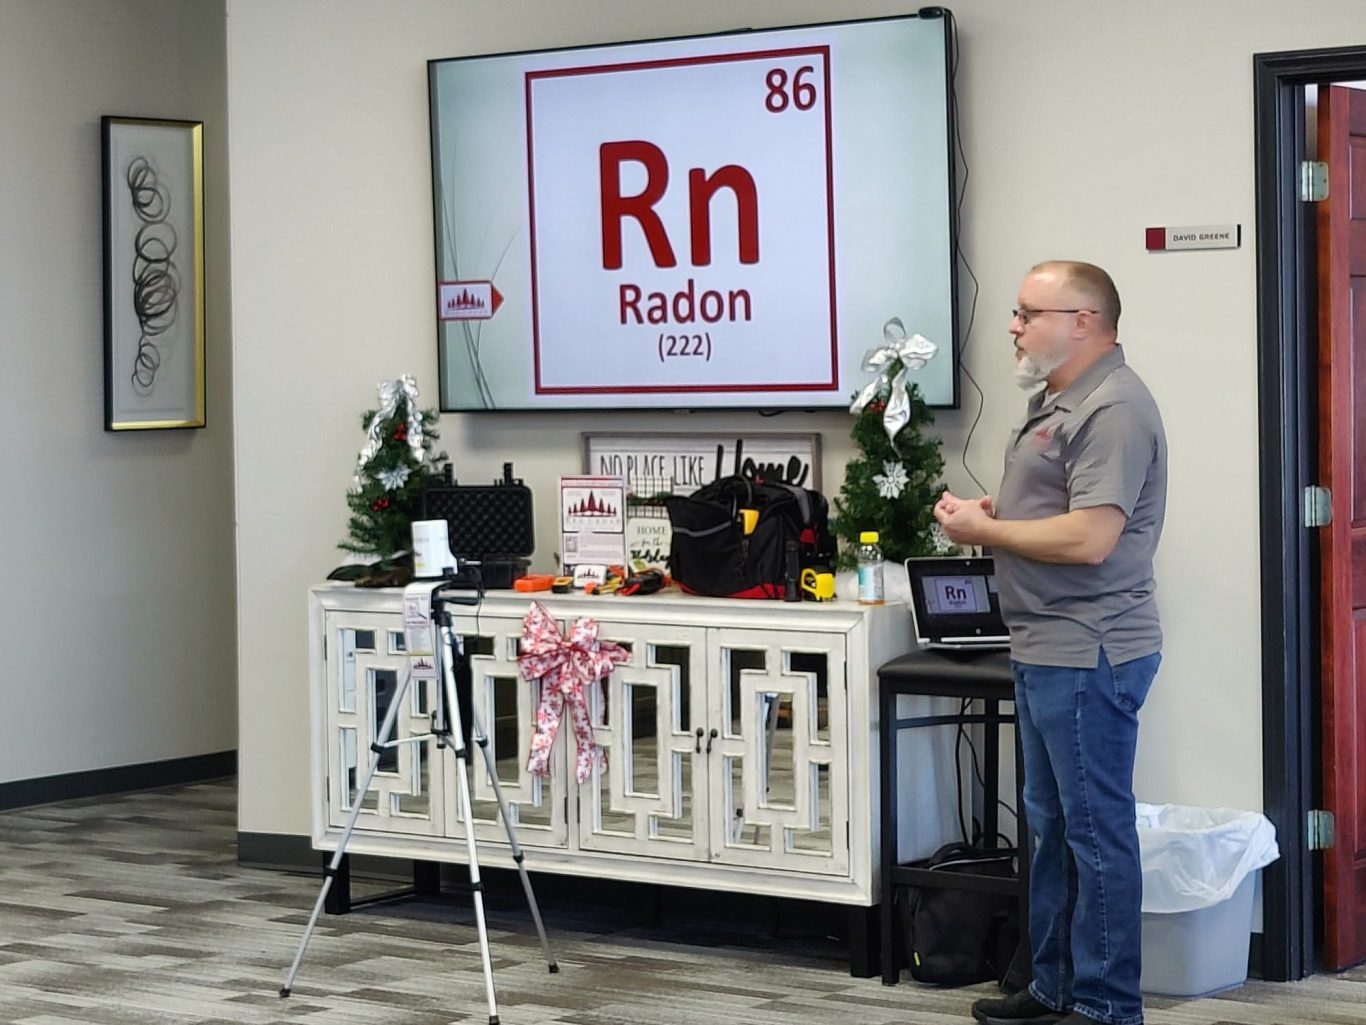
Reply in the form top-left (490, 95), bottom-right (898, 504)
top-left (428, 567), bottom-right (485, 624)
top-left (423, 575), bottom-right (486, 745)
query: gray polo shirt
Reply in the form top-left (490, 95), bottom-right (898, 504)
top-left (993, 345), bottom-right (1166, 668)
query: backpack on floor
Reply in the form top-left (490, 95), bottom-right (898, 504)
top-left (895, 841), bottom-right (1020, 986)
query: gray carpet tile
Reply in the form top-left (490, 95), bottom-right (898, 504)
top-left (0, 780), bottom-right (1362, 1024)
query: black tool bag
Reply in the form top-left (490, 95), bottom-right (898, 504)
top-left (895, 842), bottom-right (1020, 986)
top-left (662, 475), bottom-right (835, 599)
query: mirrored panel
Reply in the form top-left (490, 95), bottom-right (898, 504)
top-left (653, 644), bottom-right (691, 732)
top-left (370, 668), bottom-right (400, 774)
top-left (596, 766), bottom-right (635, 835)
top-left (393, 741), bottom-right (432, 817)
top-left (520, 778), bottom-right (553, 828)
top-left (648, 751), bottom-right (693, 841)
top-left (490, 674), bottom-right (521, 785)
top-left (338, 630), bottom-right (358, 714)
top-left (625, 682), bottom-right (660, 798)
top-left (726, 755), bottom-right (770, 850)
top-left (601, 638), bottom-right (634, 729)
top-left (453, 632), bottom-right (495, 757)
top-left (459, 633), bottom-right (495, 705)
top-left (471, 795), bottom-right (502, 823)
top-left (461, 633), bottom-right (494, 656)
top-left (757, 690), bottom-right (797, 811)
top-left (787, 763), bottom-right (834, 855)
top-left (340, 726), bottom-right (358, 808)
top-left (726, 648), bottom-right (766, 736)
top-left (789, 650), bottom-right (830, 741)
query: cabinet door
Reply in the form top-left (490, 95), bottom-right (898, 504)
top-left (706, 628), bottom-right (849, 875)
top-left (442, 615), bottom-right (569, 849)
top-left (577, 622), bottom-right (710, 861)
top-left (324, 612), bottom-right (444, 836)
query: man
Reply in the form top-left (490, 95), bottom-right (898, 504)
top-left (934, 261), bottom-right (1166, 1025)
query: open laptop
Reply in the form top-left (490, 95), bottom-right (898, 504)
top-left (905, 555), bottom-right (1011, 651)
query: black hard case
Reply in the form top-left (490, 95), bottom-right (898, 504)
top-left (420, 463), bottom-right (534, 589)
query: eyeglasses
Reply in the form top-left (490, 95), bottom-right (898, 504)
top-left (1012, 307), bottom-right (1097, 326)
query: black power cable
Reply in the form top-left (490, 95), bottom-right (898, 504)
top-left (943, 9), bottom-right (988, 496)
top-left (954, 697), bottom-right (1018, 847)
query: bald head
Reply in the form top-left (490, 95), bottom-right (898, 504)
top-left (1031, 260), bottom-right (1121, 333)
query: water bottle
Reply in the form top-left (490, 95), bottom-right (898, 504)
top-left (857, 531), bottom-right (884, 605)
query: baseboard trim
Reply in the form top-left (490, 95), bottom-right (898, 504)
top-left (236, 832), bottom-right (413, 880)
top-left (0, 750), bottom-right (236, 812)
top-left (237, 831), bottom-right (315, 871)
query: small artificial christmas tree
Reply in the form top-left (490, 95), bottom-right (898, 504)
top-left (339, 375), bottom-right (446, 564)
top-left (832, 326), bottom-right (952, 569)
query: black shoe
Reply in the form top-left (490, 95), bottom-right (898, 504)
top-left (971, 988), bottom-right (1065, 1025)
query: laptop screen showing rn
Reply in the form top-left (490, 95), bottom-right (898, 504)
top-left (905, 556), bottom-right (1011, 650)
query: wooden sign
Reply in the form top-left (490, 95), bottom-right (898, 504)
top-left (582, 431), bottom-right (821, 496)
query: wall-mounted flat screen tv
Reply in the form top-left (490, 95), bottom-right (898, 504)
top-left (428, 11), bottom-right (957, 411)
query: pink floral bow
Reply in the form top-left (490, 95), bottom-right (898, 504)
top-left (518, 601), bottom-right (628, 783)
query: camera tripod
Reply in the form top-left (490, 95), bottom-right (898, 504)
top-left (280, 585), bottom-right (558, 1024)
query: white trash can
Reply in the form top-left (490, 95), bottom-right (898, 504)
top-left (1136, 803), bottom-right (1280, 998)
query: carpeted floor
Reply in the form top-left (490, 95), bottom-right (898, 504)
top-left (0, 780), bottom-right (1362, 1024)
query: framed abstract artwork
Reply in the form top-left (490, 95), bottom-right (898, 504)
top-left (101, 116), bottom-right (205, 430)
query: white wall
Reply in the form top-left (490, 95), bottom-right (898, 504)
top-left (0, 0), bottom-right (236, 785)
top-left (228, 0), bottom-right (1365, 838)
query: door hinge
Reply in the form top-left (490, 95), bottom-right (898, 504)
top-left (1299, 160), bottom-right (1328, 202)
top-left (1304, 485), bottom-right (1333, 527)
top-left (1308, 809), bottom-right (1335, 850)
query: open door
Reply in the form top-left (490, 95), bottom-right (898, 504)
top-left (1316, 83), bottom-right (1366, 970)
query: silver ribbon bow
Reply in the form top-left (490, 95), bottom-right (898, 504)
top-left (849, 319), bottom-right (938, 442)
top-left (351, 374), bottom-right (427, 492)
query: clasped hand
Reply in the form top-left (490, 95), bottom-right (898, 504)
top-left (933, 490), bottom-right (995, 546)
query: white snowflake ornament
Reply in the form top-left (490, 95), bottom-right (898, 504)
top-left (377, 464), bottom-right (412, 491)
top-left (931, 522), bottom-right (956, 554)
top-left (873, 460), bottom-right (909, 500)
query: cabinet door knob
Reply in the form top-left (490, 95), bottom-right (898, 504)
top-left (695, 726), bottom-right (705, 753)
top-left (706, 727), bottom-right (718, 754)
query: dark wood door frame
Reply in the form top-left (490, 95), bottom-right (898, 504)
top-left (1255, 43), bottom-right (1366, 983)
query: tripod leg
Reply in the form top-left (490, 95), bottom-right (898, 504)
top-left (439, 623), bottom-right (501, 1025)
top-left (467, 703), bottom-right (559, 973)
top-left (281, 666), bottom-right (414, 997)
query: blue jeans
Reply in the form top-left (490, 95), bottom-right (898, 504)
top-left (1013, 648), bottom-right (1160, 1025)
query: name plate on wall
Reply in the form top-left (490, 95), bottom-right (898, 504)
top-left (1144, 224), bottom-right (1241, 251)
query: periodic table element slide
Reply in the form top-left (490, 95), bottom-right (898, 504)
top-left (526, 46), bottom-right (836, 397)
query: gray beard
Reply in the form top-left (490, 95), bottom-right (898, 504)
top-left (1014, 352), bottom-right (1064, 389)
